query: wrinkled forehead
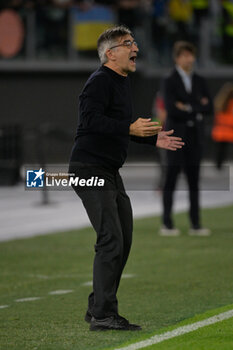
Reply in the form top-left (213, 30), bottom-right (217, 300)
top-left (116, 34), bottom-right (134, 44)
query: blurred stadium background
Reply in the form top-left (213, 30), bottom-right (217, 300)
top-left (0, 0), bottom-right (233, 185)
top-left (0, 2), bottom-right (233, 349)
top-left (0, 0), bottom-right (232, 232)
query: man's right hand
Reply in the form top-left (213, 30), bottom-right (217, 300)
top-left (129, 118), bottom-right (162, 137)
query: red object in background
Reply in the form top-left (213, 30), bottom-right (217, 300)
top-left (155, 94), bottom-right (165, 111)
top-left (0, 9), bottom-right (24, 58)
top-left (212, 100), bottom-right (233, 142)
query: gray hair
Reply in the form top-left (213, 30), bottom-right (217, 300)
top-left (97, 25), bottom-right (132, 64)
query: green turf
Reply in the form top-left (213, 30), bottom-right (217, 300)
top-left (143, 304), bottom-right (233, 350)
top-left (0, 204), bottom-right (233, 350)
top-left (146, 317), bottom-right (233, 350)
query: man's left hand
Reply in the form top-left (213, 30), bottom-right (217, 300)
top-left (156, 130), bottom-right (184, 151)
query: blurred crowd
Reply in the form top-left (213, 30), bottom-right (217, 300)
top-left (0, 0), bottom-right (233, 65)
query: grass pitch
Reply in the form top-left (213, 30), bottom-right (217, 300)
top-left (0, 204), bottom-right (233, 350)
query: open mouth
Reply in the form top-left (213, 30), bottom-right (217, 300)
top-left (130, 56), bottom-right (137, 63)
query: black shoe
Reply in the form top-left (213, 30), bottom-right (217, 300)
top-left (116, 315), bottom-right (142, 331)
top-left (90, 314), bottom-right (142, 331)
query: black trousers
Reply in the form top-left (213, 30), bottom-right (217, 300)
top-left (69, 163), bottom-right (133, 318)
top-left (162, 127), bottom-right (202, 229)
top-left (216, 142), bottom-right (228, 170)
top-left (162, 163), bottom-right (200, 228)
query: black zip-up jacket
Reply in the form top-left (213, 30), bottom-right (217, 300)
top-left (70, 65), bottom-right (157, 170)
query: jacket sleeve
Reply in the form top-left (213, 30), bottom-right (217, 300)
top-left (130, 134), bottom-right (158, 145)
top-left (79, 74), bottom-right (130, 136)
top-left (163, 77), bottom-right (195, 122)
top-left (191, 77), bottom-right (213, 115)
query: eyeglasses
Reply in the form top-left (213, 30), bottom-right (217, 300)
top-left (109, 40), bottom-right (138, 50)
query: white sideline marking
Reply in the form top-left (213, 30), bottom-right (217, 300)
top-left (122, 274), bottom-right (135, 279)
top-left (30, 274), bottom-right (50, 279)
top-left (48, 290), bottom-right (73, 295)
top-left (82, 281), bottom-right (92, 287)
top-left (0, 305), bottom-right (9, 309)
top-left (29, 273), bottom-right (83, 280)
top-left (114, 309), bottom-right (233, 350)
top-left (15, 297), bottom-right (42, 302)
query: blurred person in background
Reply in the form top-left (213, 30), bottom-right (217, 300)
top-left (190, 0), bottom-right (209, 48)
top-left (160, 41), bottom-right (213, 236)
top-left (36, 0), bottom-right (71, 57)
top-left (221, 0), bottom-right (233, 63)
top-left (0, 0), bottom-right (35, 10)
top-left (191, 0), bottom-right (209, 25)
top-left (73, 0), bottom-right (116, 7)
top-left (117, 0), bottom-right (142, 31)
top-left (212, 83), bottom-right (233, 169)
top-left (69, 25), bottom-right (184, 331)
top-left (152, 89), bottom-right (167, 190)
top-left (150, 0), bottom-right (170, 64)
top-left (168, 0), bottom-right (193, 41)
top-left (95, 0), bottom-right (116, 5)
top-left (0, 0), bottom-right (21, 10)
top-left (152, 90), bottom-right (167, 126)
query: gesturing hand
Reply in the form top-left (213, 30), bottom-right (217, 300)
top-left (156, 130), bottom-right (185, 151)
top-left (129, 118), bottom-right (162, 137)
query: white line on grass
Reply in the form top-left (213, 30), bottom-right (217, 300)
top-left (15, 297), bottom-right (42, 302)
top-left (122, 274), bottom-right (136, 279)
top-left (28, 273), bottom-right (85, 280)
top-left (30, 274), bottom-right (50, 279)
top-left (48, 290), bottom-right (73, 295)
top-left (82, 281), bottom-right (92, 287)
top-left (114, 309), bottom-right (233, 350)
top-left (0, 305), bottom-right (9, 309)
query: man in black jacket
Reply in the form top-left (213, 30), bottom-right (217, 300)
top-left (160, 41), bottom-right (213, 236)
top-left (69, 26), bottom-right (184, 331)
